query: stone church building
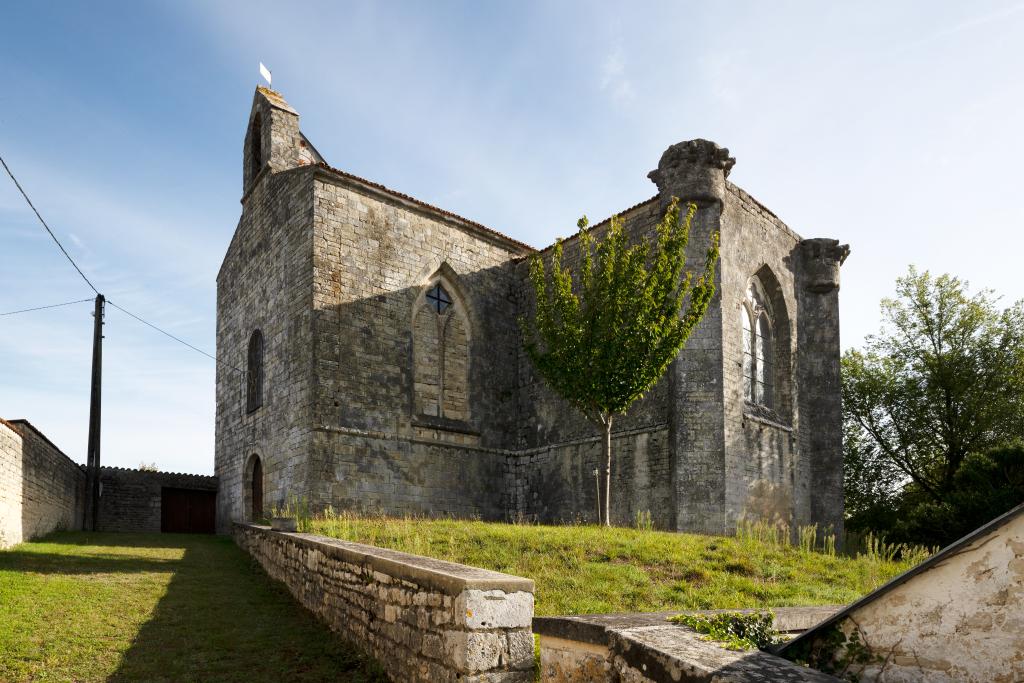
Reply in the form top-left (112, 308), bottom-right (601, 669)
top-left (215, 87), bottom-right (849, 536)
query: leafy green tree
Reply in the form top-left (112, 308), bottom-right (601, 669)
top-left (857, 445), bottom-right (1024, 547)
top-left (520, 198), bottom-right (719, 526)
top-left (940, 444), bottom-right (1024, 535)
top-left (842, 419), bottom-right (903, 524)
top-left (843, 268), bottom-right (1024, 543)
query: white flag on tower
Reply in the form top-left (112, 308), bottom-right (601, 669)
top-left (259, 62), bottom-right (272, 87)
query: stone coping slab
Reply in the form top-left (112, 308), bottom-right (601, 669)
top-left (534, 606), bottom-right (842, 646)
top-left (610, 624), bottom-right (840, 682)
top-left (235, 523), bottom-right (534, 595)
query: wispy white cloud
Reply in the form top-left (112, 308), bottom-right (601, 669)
top-left (909, 1), bottom-right (1024, 48)
top-left (600, 44), bottom-right (635, 104)
top-left (699, 51), bottom-right (746, 109)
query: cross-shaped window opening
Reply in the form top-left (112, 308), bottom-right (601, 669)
top-left (425, 283), bottom-right (453, 314)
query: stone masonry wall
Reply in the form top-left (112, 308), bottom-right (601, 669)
top-left (507, 426), bottom-right (671, 527)
top-left (234, 523), bottom-right (535, 682)
top-left (312, 429), bottom-right (509, 519)
top-left (664, 204), bottom-right (728, 535)
top-left (97, 466), bottom-right (217, 533)
top-left (216, 159), bottom-right (317, 529)
top-left (0, 419), bottom-right (84, 548)
top-left (306, 168), bottom-right (529, 517)
top-left (795, 238), bottom-right (849, 540)
top-left (718, 185), bottom-right (803, 532)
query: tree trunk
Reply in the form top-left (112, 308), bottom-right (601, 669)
top-left (603, 417), bottom-right (613, 527)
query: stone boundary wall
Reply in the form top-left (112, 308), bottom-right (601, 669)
top-left (0, 419), bottom-right (85, 548)
top-left (233, 523), bottom-right (535, 682)
top-left (98, 467), bottom-right (217, 533)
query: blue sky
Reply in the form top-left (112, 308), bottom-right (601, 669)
top-left (2, 1), bottom-right (1022, 474)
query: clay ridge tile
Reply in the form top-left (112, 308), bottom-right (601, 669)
top-left (99, 464), bottom-right (217, 479)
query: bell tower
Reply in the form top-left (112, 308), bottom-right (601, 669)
top-left (241, 87), bottom-right (323, 197)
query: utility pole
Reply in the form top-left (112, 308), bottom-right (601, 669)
top-left (84, 294), bottom-right (104, 531)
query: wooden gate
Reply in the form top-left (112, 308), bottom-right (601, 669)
top-left (160, 487), bottom-right (216, 533)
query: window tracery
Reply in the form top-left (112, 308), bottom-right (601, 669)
top-left (741, 279), bottom-right (774, 409)
top-left (425, 283), bottom-right (452, 314)
top-left (413, 277), bottom-right (469, 422)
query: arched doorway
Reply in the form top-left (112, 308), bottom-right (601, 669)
top-left (250, 456), bottom-right (264, 521)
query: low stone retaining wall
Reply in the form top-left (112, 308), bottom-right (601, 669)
top-left (233, 523), bottom-right (535, 682)
top-left (534, 608), bottom-right (842, 682)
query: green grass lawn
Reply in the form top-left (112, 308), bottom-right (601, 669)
top-left (0, 532), bottom-right (385, 683)
top-left (307, 516), bottom-right (924, 616)
top-left (0, 523), bottom-right (922, 681)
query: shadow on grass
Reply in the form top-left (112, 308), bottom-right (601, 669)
top-left (36, 530), bottom-right (196, 549)
top-left (0, 532), bottom-right (189, 575)
top-left (108, 534), bottom-right (386, 683)
top-left (0, 550), bottom-right (179, 575)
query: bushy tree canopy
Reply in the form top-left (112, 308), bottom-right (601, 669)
top-left (843, 267), bottom-right (1024, 545)
top-left (520, 198), bottom-right (718, 525)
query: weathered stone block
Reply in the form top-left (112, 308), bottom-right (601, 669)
top-left (444, 630), bottom-right (505, 673)
top-left (506, 630), bottom-right (535, 670)
top-left (456, 589), bottom-right (534, 630)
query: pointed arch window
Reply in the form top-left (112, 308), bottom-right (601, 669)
top-left (413, 277), bottom-right (469, 422)
top-left (741, 279), bottom-right (774, 409)
top-left (246, 329), bottom-right (264, 413)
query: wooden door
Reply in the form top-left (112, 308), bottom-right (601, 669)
top-left (161, 487), bottom-right (216, 533)
top-left (251, 458), bottom-right (263, 520)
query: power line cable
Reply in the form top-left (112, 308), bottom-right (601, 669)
top-left (1, 153), bottom-right (239, 376)
top-left (0, 152), bottom-right (99, 294)
top-left (0, 298), bottom-right (94, 316)
top-left (106, 299), bottom-right (243, 375)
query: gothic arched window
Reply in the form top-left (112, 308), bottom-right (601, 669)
top-left (413, 277), bottom-right (470, 422)
top-left (246, 329), bottom-right (264, 413)
top-left (741, 279), bottom-right (774, 408)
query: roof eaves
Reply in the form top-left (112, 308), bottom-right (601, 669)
top-left (313, 163), bottom-right (536, 254)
